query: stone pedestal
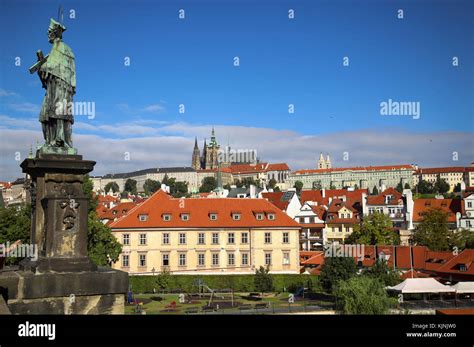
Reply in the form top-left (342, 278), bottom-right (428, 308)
top-left (0, 153), bottom-right (128, 314)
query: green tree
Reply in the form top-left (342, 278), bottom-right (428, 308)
top-left (83, 176), bottom-right (122, 266)
top-left (451, 228), bottom-right (474, 250)
top-left (413, 208), bottom-right (450, 251)
top-left (155, 269), bottom-right (172, 293)
top-left (0, 204), bottom-right (31, 264)
top-left (346, 212), bottom-right (400, 245)
top-left (104, 181), bottom-right (120, 193)
top-left (372, 186), bottom-right (379, 195)
top-left (124, 178), bottom-right (138, 195)
top-left (404, 182), bottom-right (411, 190)
top-left (434, 178), bottom-right (450, 194)
top-left (143, 179), bottom-right (161, 196)
top-left (319, 256), bottom-right (357, 293)
top-left (312, 181), bottom-right (322, 190)
top-left (417, 180), bottom-right (433, 194)
top-left (254, 266), bottom-right (273, 294)
top-left (293, 181), bottom-right (303, 193)
top-left (395, 182), bottom-right (403, 193)
top-left (199, 177), bottom-right (217, 193)
top-left (362, 259), bottom-right (401, 286)
top-left (335, 276), bottom-right (394, 314)
top-left (453, 183), bottom-right (462, 193)
top-left (171, 181), bottom-right (188, 198)
top-left (268, 178), bottom-right (277, 189)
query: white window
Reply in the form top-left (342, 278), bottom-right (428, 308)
top-left (228, 253), bottom-right (235, 266)
top-left (264, 232), bottom-right (271, 244)
top-left (283, 252), bottom-right (290, 265)
top-left (198, 233), bottom-right (205, 245)
top-left (265, 253), bottom-right (272, 266)
top-left (228, 233), bottom-right (235, 244)
top-left (241, 253), bottom-right (249, 266)
top-left (212, 253), bottom-right (219, 266)
top-left (256, 213), bottom-right (264, 220)
top-left (163, 214), bottom-right (171, 221)
top-left (181, 214), bottom-right (189, 221)
top-left (179, 253), bottom-right (186, 266)
top-left (232, 213), bottom-right (241, 221)
top-left (122, 254), bottom-right (129, 267)
top-left (162, 233), bottom-right (169, 244)
top-left (198, 253), bottom-right (205, 266)
top-left (179, 233), bottom-right (186, 245)
top-left (122, 234), bottom-right (130, 245)
top-left (210, 213), bottom-right (218, 220)
top-left (212, 233), bottom-right (219, 244)
top-left (468, 202), bottom-right (473, 208)
top-left (139, 214), bottom-right (148, 222)
top-left (241, 232), bottom-right (248, 244)
top-left (139, 233), bottom-right (147, 245)
top-left (162, 253), bottom-right (169, 266)
top-left (283, 232), bottom-right (289, 243)
top-left (267, 213), bottom-right (275, 220)
top-left (139, 254), bottom-right (146, 267)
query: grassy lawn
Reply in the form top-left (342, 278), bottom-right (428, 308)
top-left (125, 292), bottom-right (321, 315)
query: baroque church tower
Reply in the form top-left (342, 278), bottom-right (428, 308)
top-left (317, 152), bottom-right (332, 169)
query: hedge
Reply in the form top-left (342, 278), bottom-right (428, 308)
top-left (129, 274), bottom-right (320, 294)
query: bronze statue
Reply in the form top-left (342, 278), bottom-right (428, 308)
top-left (30, 18), bottom-right (77, 155)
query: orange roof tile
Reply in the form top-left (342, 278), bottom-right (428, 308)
top-left (413, 199), bottom-right (462, 223)
top-left (294, 165), bottom-right (413, 175)
top-left (111, 189), bottom-right (300, 229)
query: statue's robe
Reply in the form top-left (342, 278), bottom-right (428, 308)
top-left (39, 38), bottom-right (76, 147)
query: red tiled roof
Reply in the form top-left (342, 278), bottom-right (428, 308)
top-left (416, 167), bottom-right (467, 174)
top-left (261, 192), bottom-right (290, 211)
top-left (401, 269), bottom-right (431, 279)
top-left (110, 190), bottom-right (301, 229)
top-left (435, 249), bottom-right (474, 275)
top-left (413, 199), bottom-right (462, 223)
top-left (293, 165), bottom-right (413, 175)
top-left (98, 202), bottom-right (139, 221)
top-left (367, 188), bottom-right (403, 206)
top-left (301, 252), bottom-right (325, 265)
top-left (228, 162), bottom-right (289, 175)
top-left (300, 189), bottom-right (368, 207)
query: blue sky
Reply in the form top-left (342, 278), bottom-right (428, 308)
top-left (0, 0), bottom-right (473, 179)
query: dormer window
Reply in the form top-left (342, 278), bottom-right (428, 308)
top-left (232, 213), bottom-right (241, 221)
top-left (256, 213), bottom-right (264, 220)
top-left (267, 213), bottom-right (275, 220)
top-left (209, 213), bottom-right (218, 221)
top-left (138, 214), bottom-right (148, 222)
top-left (163, 214), bottom-right (171, 221)
top-left (181, 214), bottom-right (190, 221)
top-left (459, 264), bottom-right (467, 272)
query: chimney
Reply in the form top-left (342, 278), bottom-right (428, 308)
top-left (322, 188), bottom-right (326, 198)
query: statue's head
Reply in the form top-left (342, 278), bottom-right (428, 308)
top-left (47, 18), bottom-right (66, 43)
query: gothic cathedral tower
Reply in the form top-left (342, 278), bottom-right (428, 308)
top-left (191, 137), bottom-right (201, 170)
top-left (205, 127), bottom-right (220, 169)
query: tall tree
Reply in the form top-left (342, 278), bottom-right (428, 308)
top-left (417, 180), bottom-right (433, 194)
top-left (104, 181), bottom-right (119, 193)
top-left (319, 256), bottom-right (357, 293)
top-left (372, 186), bottom-right (379, 195)
top-left (434, 178), bottom-right (450, 194)
top-left (143, 179), bottom-right (161, 196)
top-left (346, 212), bottom-right (400, 245)
top-left (268, 178), bottom-right (277, 189)
top-left (199, 177), bottom-right (217, 193)
top-left (254, 266), bottom-right (273, 295)
top-left (0, 204), bottom-right (31, 265)
top-left (413, 208), bottom-right (450, 251)
top-left (395, 182), bottom-right (403, 193)
top-left (293, 181), bottom-right (303, 193)
top-left (362, 259), bottom-right (401, 286)
top-left (335, 276), bottom-right (394, 314)
top-left (124, 178), bottom-right (138, 195)
top-left (84, 176), bottom-right (122, 266)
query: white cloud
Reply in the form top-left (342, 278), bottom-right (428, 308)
top-left (0, 120), bottom-right (473, 181)
top-left (142, 103), bottom-right (165, 113)
top-left (7, 103), bottom-right (40, 114)
top-left (0, 89), bottom-right (17, 97)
